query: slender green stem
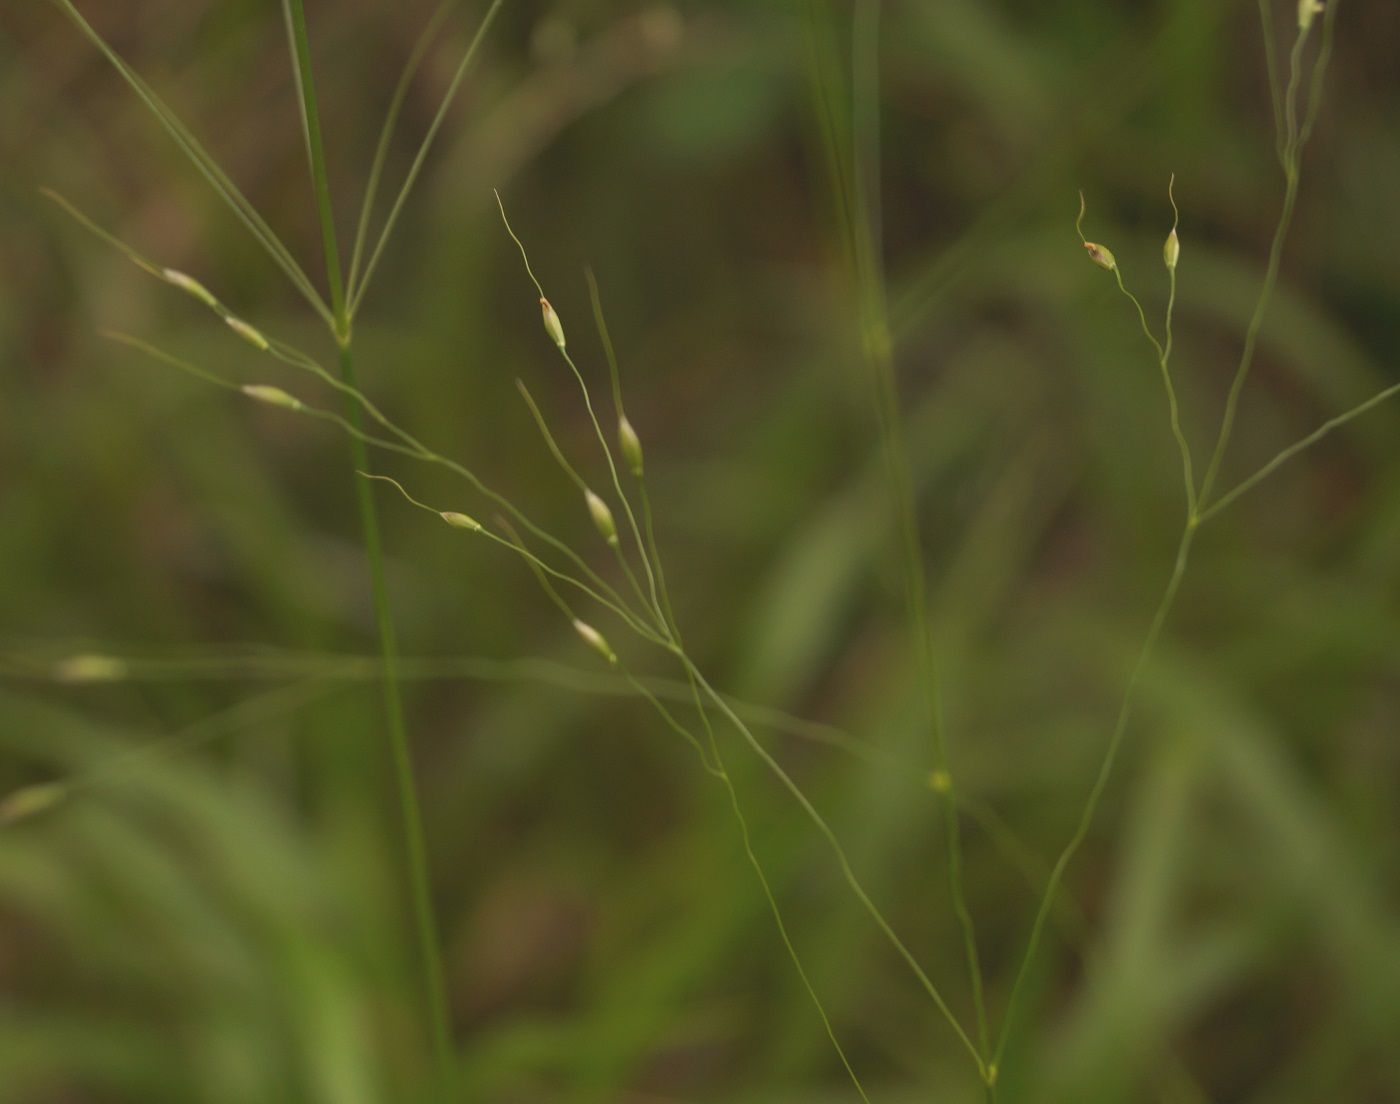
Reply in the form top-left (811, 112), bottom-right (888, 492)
top-left (1198, 380), bottom-right (1400, 523)
top-left (282, 0), bottom-right (347, 331)
top-left (503, 506), bottom-right (869, 1096)
top-left (993, 523), bottom-right (1195, 1067)
top-left (493, 199), bottom-right (666, 630)
top-left (339, 343), bottom-right (454, 1081)
top-left (52, 0), bottom-right (332, 325)
top-left (559, 346), bottom-right (665, 624)
top-left (637, 483), bottom-right (679, 633)
top-left (350, 0), bottom-right (507, 317)
top-left (513, 379), bottom-right (659, 622)
top-left (681, 654), bottom-right (986, 1075)
top-left (110, 321), bottom-right (646, 639)
top-left (669, 669), bottom-right (870, 1102)
top-left (586, 271), bottom-right (684, 634)
top-left (806, 0), bottom-right (989, 1061)
top-left (284, 0), bottom-right (452, 1084)
top-left (996, 9), bottom-right (1341, 1070)
top-left (348, 0), bottom-right (460, 300)
top-left (1110, 266), bottom-right (1196, 518)
top-left (1197, 22), bottom-right (1313, 509)
top-left (356, 472), bottom-right (667, 644)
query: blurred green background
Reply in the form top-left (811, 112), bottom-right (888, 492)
top-left (3, 1), bottom-right (1399, 1100)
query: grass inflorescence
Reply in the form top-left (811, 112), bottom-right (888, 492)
top-left (30, 0), bottom-right (1400, 1098)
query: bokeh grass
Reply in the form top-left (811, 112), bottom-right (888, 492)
top-left (3, 1), bottom-right (1400, 1101)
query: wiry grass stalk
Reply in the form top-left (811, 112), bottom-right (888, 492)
top-left (512, 380), bottom-right (657, 621)
top-left (348, 0), bottom-right (460, 296)
top-left (805, 0), bottom-right (990, 1075)
top-left (349, 0), bottom-right (507, 313)
top-left (994, 6), bottom-right (1341, 1069)
top-left (494, 492), bottom-right (873, 1100)
top-left (1197, 377), bottom-right (1400, 522)
top-left (46, 178), bottom-right (648, 637)
top-left (281, 0), bottom-right (452, 1085)
top-left (494, 196), bottom-right (667, 630)
top-left (584, 270), bottom-right (682, 633)
top-left (675, 680), bottom-right (872, 1102)
top-left (1196, 6), bottom-right (1329, 509)
top-left (51, 0), bottom-right (332, 325)
top-left (991, 523), bottom-right (1194, 1068)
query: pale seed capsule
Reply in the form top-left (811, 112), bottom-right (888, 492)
top-left (585, 489), bottom-right (618, 545)
top-left (540, 297), bottom-right (566, 348)
top-left (573, 619), bottom-right (617, 665)
top-left (225, 315), bottom-right (270, 351)
top-left (440, 511), bottom-right (482, 532)
top-left (53, 654), bottom-right (127, 683)
top-left (241, 384), bottom-right (302, 411)
top-left (162, 268), bottom-right (218, 309)
top-left (618, 414), bottom-right (643, 476)
top-left (1163, 228), bottom-right (1180, 270)
top-left (927, 769), bottom-right (952, 795)
top-left (1298, 0), bottom-right (1323, 30)
top-left (1083, 241), bottom-right (1117, 271)
top-left (0, 783), bottom-right (66, 825)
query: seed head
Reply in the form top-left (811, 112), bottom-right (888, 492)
top-left (53, 654), bottom-right (127, 683)
top-left (927, 769), bottom-right (952, 795)
top-left (573, 619), bottom-right (617, 665)
top-left (241, 384), bottom-right (302, 411)
top-left (225, 315), bottom-right (270, 351)
top-left (618, 415), bottom-right (643, 476)
top-left (0, 783), bottom-right (66, 825)
top-left (162, 268), bottom-right (218, 309)
top-left (1083, 242), bottom-right (1117, 271)
top-left (540, 297), bottom-right (566, 348)
top-left (1298, 0), bottom-right (1323, 29)
top-left (440, 510), bottom-right (482, 532)
top-left (585, 489), bottom-right (618, 544)
top-left (1163, 228), bottom-right (1180, 270)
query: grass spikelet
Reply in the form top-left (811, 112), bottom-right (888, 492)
top-left (240, 384), bottom-right (302, 411)
top-left (161, 268), bottom-right (219, 309)
top-left (440, 510), bottom-right (482, 532)
top-left (52, 653), bottom-right (128, 683)
top-left (0, 783), bottom-right (67, 826)
top-left (572, 619), bottom-right (617, 665)
top-left (540, 297), bottom-right (566, 348)
top-left (225, 315), bottom-right (271, 351)
top-left (618, 414), bottom-right (643, 476)
top-left (585, 489), bottom-right (619, 546)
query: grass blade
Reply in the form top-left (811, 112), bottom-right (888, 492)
top-left (349, 0), bottom-right (507, 316)
top-left (51, 0), bottom-right (333, 326)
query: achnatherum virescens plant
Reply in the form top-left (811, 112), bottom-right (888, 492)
top-left (797, 0), bottom-right (1371, 1098)
top-left (44, 0), bottom-right (506, 1090)
top-left (37, 0), bottom-right (1400, 1099)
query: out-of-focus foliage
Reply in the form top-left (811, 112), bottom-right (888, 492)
top-left (2, 1), bottom-right (1399, 1101)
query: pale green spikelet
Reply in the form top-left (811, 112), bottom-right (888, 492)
top-left (225, 315), bottom-right (270, 351)
top-left (440, 510), bottom-right (482, 532)
top-left (1163, 228), bottom-right (1180, 270)
top-left (53, 653), bottom-right (128, 683)
top-left (585, 489), bottom-right (618, 544)
top-left (162, 268), bottom-right (219, 309)
top-left (1083, 241), bottom-right (1117, 271)
top-left (618, 414), bottom-right (643, 476)
top-left (0, 782), bottom-right (66, 825)
top-left (540, 297), bottom-right (566, 348)
top-left (241, 384), bottom-right (302, 411)
top-left (572, 619), bottom-right (617, 665)
top-left (1298, 0), bottom-right (1323, 30)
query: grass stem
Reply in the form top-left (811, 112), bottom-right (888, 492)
top-left (284, 0), bottom-right (453, 1085)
